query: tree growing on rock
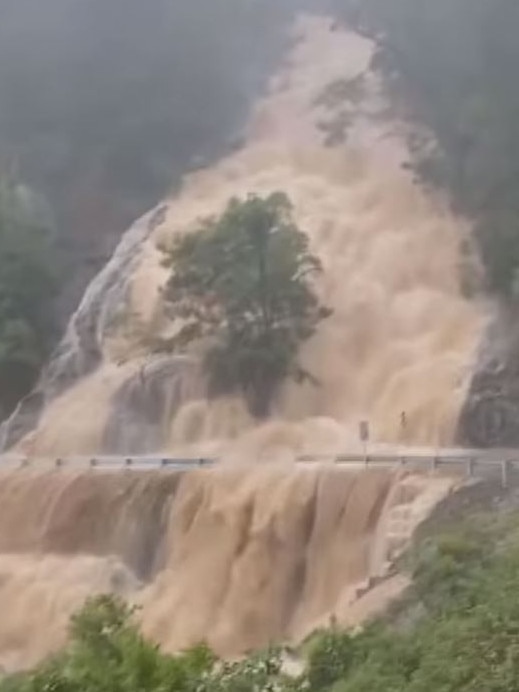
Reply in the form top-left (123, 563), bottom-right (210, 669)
top-left (161, 192), bottom-right (330, 418)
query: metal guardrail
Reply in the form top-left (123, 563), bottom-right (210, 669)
top-left (316, 452), bottom-right (519, 487)
top-left (0, 451), bottom-right (518, 485)
top-left (0, 455), bottom-right (217, 472)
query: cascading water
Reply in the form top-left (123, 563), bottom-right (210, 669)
top-left (0, 204), bottom-right (169, 452)
top-left (0, 466), bottom-right (454, 670)
top-left (4, 15), bottom-right (485, 459)
top-left (0, 12), bottom-right (487, 671)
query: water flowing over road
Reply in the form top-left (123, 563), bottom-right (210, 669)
top-left (1, 446), bottom-right (518, 487)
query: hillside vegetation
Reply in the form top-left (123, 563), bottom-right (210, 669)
top-left (5, 502), bottom-right (519, 691)
top-left (0, 177), bottom-right (56, 418)
top-left (0, 0), bottom-right (295, 418)
top-left (0, 0), bottom-right (293, 319)
top-left (335, 0), bottom-right (519, 299)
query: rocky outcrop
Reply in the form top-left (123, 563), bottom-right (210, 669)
top-left (0, 205), bottom-right (167, 453)
top-left (458, 304), bottom-right (519, 447)
top-left (103, 356), bottom-right (203, 454)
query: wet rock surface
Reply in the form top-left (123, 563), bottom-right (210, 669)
top-left (0, 207), bottom-right (166, 452)
top-left (103, 355), bottom-right (202, 454)
top-left (458, 305), bottom-right (519, 448)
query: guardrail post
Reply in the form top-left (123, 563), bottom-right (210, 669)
top-left (55, 458), bottom-right (63, 469)
top-left (466, 458), bottom-right (475, 478)
top-left (501, 460), bottom-right (511, 488)
top-left (89, 458), bottom-right (97, 469)
top-left (430, 456), bottom-right (438, 473)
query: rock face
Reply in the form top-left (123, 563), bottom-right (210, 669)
top-left (458, 305), bottom-right (519, 448)
top-left (1, 16), bottom-right (484, 459)
top-left (0, 206), bottom-right (166, 452)
top-left (103, 356), bottom-right (203, 454)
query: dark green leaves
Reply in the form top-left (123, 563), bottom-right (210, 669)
top-left (0, 178), bottom-right (57, 418)
top-left (161, 193), bottom-right (330, 417)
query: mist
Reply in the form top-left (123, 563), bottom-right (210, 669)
top-left (0, 0), bottom-right (297, 319)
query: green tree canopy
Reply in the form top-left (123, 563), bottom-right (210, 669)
top-left (161, 193), bottom-right (330, 417)
top-left (1, 594), bottom-right (288, 692)
top-left (0, 177), bottom-right (57, 418)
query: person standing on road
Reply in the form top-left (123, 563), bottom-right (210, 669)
top-left (400, 411), bottom-right (407, 442)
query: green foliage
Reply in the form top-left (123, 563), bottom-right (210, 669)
top-left (299, 513), bottom-right (519, 692)
top-left (0, 178), bottom-right (57, 417)
top-left (161, 193), bottom-right (330, 417)
top-left (5, 595), bottom-right (215, 692)
top-left (335, 0), bottom-right (519, 299)
top-left (205, 649), bottom-right (288, 692)
top-left (411, 530), bottom-right (487, 610)
top-left (8, 513), bottom-right (519, 692)
top-left (305, 629), bottom-right (355, 691)
top-left (0, 0), bottom-right (293, 296)
top-left (0, 595), bottom-right (289, 692)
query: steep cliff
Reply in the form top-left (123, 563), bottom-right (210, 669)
top-left (0, 7), bottom-right (492, 674)
top-left (458, 305), bottom-right (519, 447)
top-left (1, 15), bottom-right (485, 458)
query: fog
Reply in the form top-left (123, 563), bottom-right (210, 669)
top-left (0, 0), bottom-right (298, 318)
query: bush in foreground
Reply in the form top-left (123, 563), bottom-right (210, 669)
top-left (7, 511), bottom-right (519, 692)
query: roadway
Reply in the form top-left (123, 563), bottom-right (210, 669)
top-left (0, 447), bottom-right (518, 486)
